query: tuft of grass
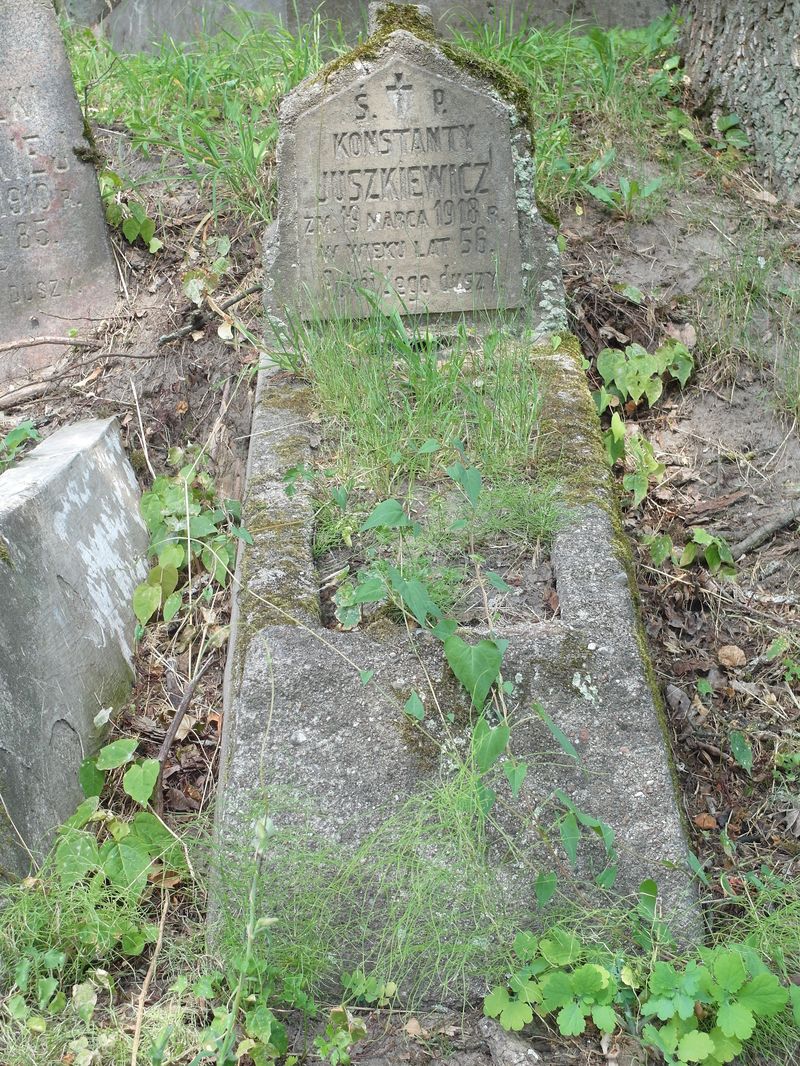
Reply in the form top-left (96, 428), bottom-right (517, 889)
top-left (63, 11), bottom-right (339, 220)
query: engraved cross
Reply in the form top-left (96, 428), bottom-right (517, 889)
top-left (385, 71), bottom-right (412, 109)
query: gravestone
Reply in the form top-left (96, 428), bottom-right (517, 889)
top-left (264, 4), bottom-right (564, 326)
top-left (0, 419), bottom-right (147, 878)
top-left (0, 0), bottom-right (117, 385)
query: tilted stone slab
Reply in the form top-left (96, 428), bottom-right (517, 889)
top-left (265, 18), bottom-right (564, 327)
top-left (0, 419), bottom-right (147, 878)
top-left (0, 0), bottom-right (117, 386)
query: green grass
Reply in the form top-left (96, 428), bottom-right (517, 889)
top-left (64, 11), bottom-right (338, 220)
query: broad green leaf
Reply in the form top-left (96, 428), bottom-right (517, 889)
top-left (72, 982), bottom-right (97, 1024)
top-left (133, 582), bottom-right (161, 625)
top-left (129, 812), bottom-right (185, 871)
top-left (707, 1027), bottom-right (742, 1064)
top-left (55, 832), bottom-right (99, 884)
top-left (446, 461), bottom-right (482, 508)
top-left (540, 970), bottom-right (574, 1011)
top-left (123, 759), bottom-right (160, 806)
top-left (78, 757), bottom-right (105, 799)
top-left (359, 670), bottom-right (374, 685)
top-left (122, 216), bottom-right (140, 243)
top-left (102, 840), bottom-right (152, 893)
top-left (712, 950), bottom-right (747, 993)
top-left (559, 812), bottom-right (580, 866)
top-left (484, 986), bottom-right (510, 1020)
top-left (716, 1001), bottom-right (754, 1040)
top-left (6, 994), bottom-right (28, 1021)
top-left (540, 928), bottom-right (581, 968)
top-left (36, 978), bottom-right (58, 1011)
top-left (62, 795), bottom-right (100, 830)
top-left (404, 692), bottom-right (425, 721)
top-left (486, 570), bottom-right (512, 593)
top-left (189, 514), bottom-right (218, 539)
top-left (591, 1004), bottom-right (617, 1033)
top-left (535, 870), bottom-right (557, 906)
top-left (162, 591), bottom-right (182, 623)
top-left (789, 984), bottom-right (800, 1025)
top-left (737, 972), bottom-right (789, 1016)
top-left (676, 1029), bottom-right (715, 1062)
top-left (96, 737), bottom-right (138, 770)
top-left (535, 704), bottom-right (579, 762)
top-left (716, 113), bottom-right (741, 132)
top-left (360, 498), bottom-right (412, 531)
top-left (503, 760), bottom-right (527, 798)
top-left (556, 1001), bottom-right (586, 1036)
top-left (595, 865), bottom-right (618, 889)
top-left (417, 438), bottom-right (440, 454)
top-left (473, 718), bottom-right (510, 773)
top-left (729, 731), bottom-right (753, 774)
top-left (444, 635), bottom-right (505, 709)
top-left (570, 964), bottom-right (606, 996)
top-left (648, 533), bottom-right (673, 566)
top-left (499, 998), bottom-right (533, 1031)
top-left (512, 931), bottom-right (539, 960)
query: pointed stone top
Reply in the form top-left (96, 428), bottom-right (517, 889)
top-left (367, 1), bottom-right (435, 37)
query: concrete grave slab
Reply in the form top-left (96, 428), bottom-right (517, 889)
top-left (214, 342), bottom-right (700, 993)
top-left (0, 1), bottom-right (118, 387)
top-left (0, 418), bottom-right (147, 878)
top-left (264, 9), bottom-right (564, 328)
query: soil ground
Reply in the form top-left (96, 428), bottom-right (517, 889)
top-left (1, 67), bottom-right (798, 1066)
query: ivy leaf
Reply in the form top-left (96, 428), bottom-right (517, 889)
top-left (54, 832), bottom-right (99, 884)
top-left (729, 731), bottom-right (753, 774)
top-left (78, 757), bottom-right (105, 799)
top-left (444, 635), bottom-right (506, 709)
top-left (404, 692), bottom-right (425, 721)
top-left (96, 738), bottom-right (138, 770)
top-left (559, 812), bottom-right (580, 866)
top-left (676, 1030), bottom-right (716, 1062)
top-left (133, 582), bottom-right (161, 625)
top-left (535, 870), bottom-right (557, 906)
top-left (556, 1001), bottom-right (586, 1037)
top-left (473, 718), bottom-right (510, 773)
top-left (503, 760), bottom-right (527, 798)
top-left (736, 972), bottom-right (789, 1016)
top-left (102, 840), bottom-right (152, 893)
top-left (123, 759), bottom-right (160, 806)
top-left (535, 703), bottom-right (579, 763)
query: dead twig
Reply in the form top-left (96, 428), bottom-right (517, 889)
top-left (157, 284), bottom-right (263, 347)
top-left (130, 377), bottom-right (157, 481)
top-left (0, 335), bottom-right (110, 355)
top-left (130, 888), bottom-right (170, 1066)
top-left (731, 504), bottom-right (800, 560)
top-left (153, 656), bottom-right (215, 816)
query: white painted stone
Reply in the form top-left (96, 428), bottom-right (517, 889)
top-left (0, 418), bottom-right (147, 877)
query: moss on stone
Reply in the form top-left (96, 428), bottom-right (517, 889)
top-left (0, 539), bottom-right (10, 567)
top-left (315, 2), bottom-right (534, 142)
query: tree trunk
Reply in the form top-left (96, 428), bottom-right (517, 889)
top-left (681, 0), bottom-right (800, 204)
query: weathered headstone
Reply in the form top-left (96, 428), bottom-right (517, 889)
top-left (0, 419), bottom-right (147, 878)
top-left (0, 0), bottom-right (117, 385)
top-left (265, 5), bottom-right (564, 325)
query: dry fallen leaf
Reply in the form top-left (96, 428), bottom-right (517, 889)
top-left (404, 1018), bottom-right (428, 1039)
top-left (718, 645), bottom-right (747, 668)
top-left (694, 813), bottom-right (717, 830)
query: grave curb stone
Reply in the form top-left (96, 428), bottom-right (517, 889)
top-left (0, 418), bottom-right (147, 877)
top-left (264, 8), bottom-right (567, 331)
top-left (0, 0), bottom-right (118, 386)
top-left (213, 335), bottom-right (701, 978)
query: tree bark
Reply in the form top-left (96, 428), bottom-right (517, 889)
top-left (681, 1), bottom-right (800, 204)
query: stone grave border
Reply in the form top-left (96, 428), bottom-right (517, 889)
top-left (215, 332), bottom-right (701, 951)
